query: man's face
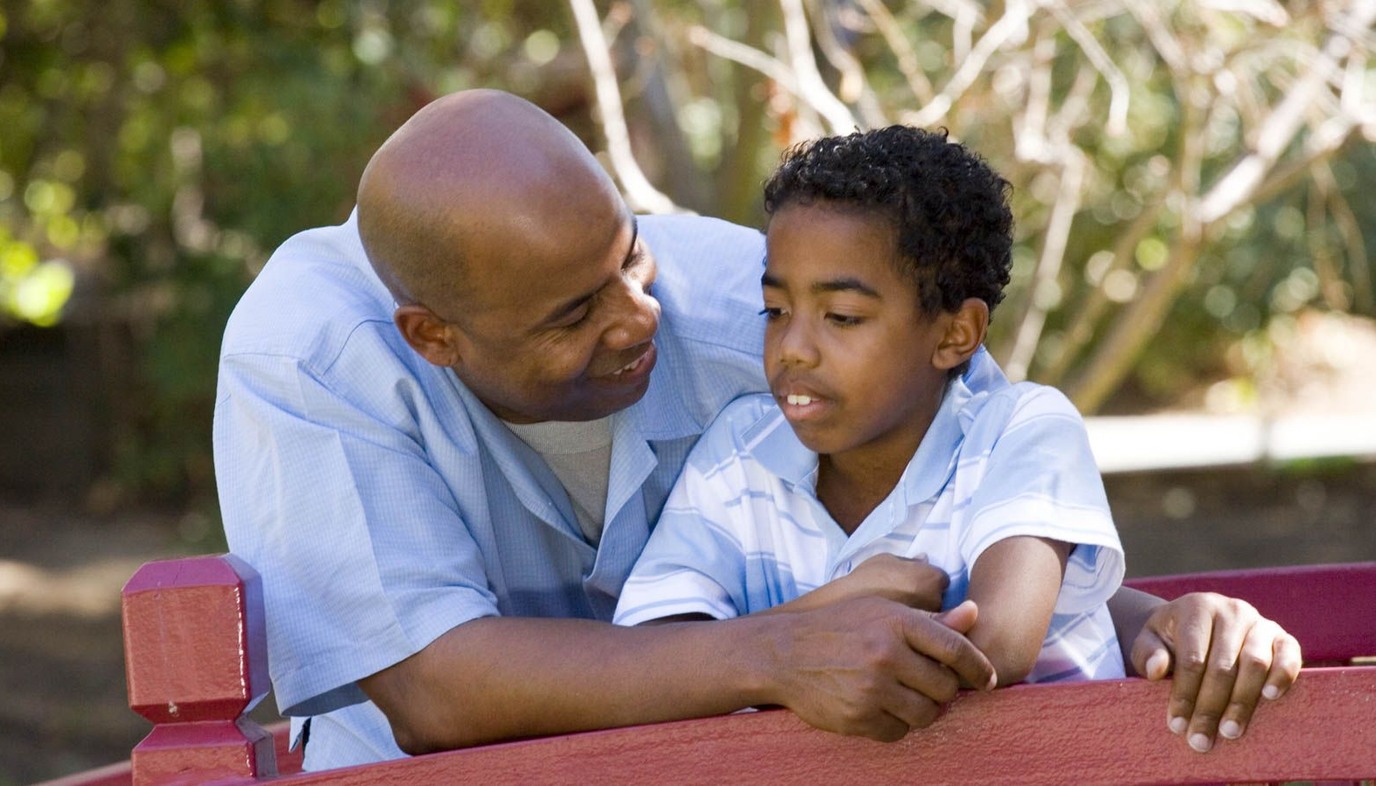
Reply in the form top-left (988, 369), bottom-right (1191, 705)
top-left (442, 206), bottom-right (661, 424)
top-left (763, 204), bottom-right (951, 470)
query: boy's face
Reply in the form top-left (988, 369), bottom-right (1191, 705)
top-left (762, 203), bottom-right (955, 471)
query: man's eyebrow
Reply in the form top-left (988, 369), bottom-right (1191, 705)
top-left (760, 271), bottom-right (881, 299)
top-left (538, 214), bottom-right (639, 327)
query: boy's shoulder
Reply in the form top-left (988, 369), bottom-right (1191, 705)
top-left (958, 378), bottom-right (1088, 448)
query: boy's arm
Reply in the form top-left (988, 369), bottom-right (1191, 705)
top-left (963, 535), bottom-right (1071, 686)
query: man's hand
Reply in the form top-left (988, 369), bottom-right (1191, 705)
top-left (1128, 591), bottom-right (1302, 753)
top-left (765, 597), bottom-right (994, 742)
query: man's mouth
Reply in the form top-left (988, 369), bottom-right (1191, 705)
top-left (612, 353), bottom-right (648, 376)
top-left (597, 344), bottom-right (657, 382)
top-left (785, 394), bottom-right (814, 406)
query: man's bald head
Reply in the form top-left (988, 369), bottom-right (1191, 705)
top-left (357, 90), bottom-right (622, 315)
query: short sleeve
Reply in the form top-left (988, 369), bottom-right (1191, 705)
top-left (612, 399), bottom-right (773, 625)
top-left (215, 350), bottom-right (498, 716)
top-left (958, 386), bottom-right (1125, 615)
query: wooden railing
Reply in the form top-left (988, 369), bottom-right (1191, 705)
top-left (49, 558), bottom-right (1376, 785)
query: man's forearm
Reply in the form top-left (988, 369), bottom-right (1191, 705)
top-left (360, 598), bottom-right (996, 753)
top-left (1107, 585), bottom-right (1162, 676)
top-left (360, 615), bottom-right (776, 753)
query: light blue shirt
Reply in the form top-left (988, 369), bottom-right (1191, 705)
top-left (213, 211), bottom-right (768, 768)
top-left (615, 353), bottom-right (1126, 684)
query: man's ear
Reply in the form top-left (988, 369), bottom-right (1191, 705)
top-left (932, 298), bottom-right (990, 371)
top-left (395, 304), bottom-right (463, 368)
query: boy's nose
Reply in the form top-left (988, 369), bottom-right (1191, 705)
top-left (775, 319), bottom-right (819, 368)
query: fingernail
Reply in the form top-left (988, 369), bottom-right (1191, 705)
top-left (1219, 720), bottom-right (1242, 739)
top-left (1262, 684), bottom-right (1280, 700)
top-left (1145, 650), bottom-right (1170, 680)
top-left (986, 671), bottom-right (998, 691)
top-left (1188, 733), bottom-right (1212, 753)
top-left (1168, 716), bottom-right (1188, 735)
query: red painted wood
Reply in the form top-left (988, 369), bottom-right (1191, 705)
top-left (103, 559), bottom-right (1375, 785)
top-left (258, 666), bottom-right (1376, 786)
top-left (270, 720), bottom-right (304, 776)
top-left (121, 555), bottom-right (277, 784)
top-left (131, 720), bottom-right (274, 786)
top-left (1125, 562), bottom-right (1376, 663)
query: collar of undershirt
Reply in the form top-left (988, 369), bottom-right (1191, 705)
top-left (503, 416), bottom-right (614, 455)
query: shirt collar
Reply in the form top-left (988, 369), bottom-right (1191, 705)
top-left (750, 346), bottom-right (1010, 503)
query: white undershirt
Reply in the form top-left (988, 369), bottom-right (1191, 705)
top-left (503, 416), bottom-right (613, 546)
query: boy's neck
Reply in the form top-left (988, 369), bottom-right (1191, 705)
top-left (811, 375), bottom-right (953, 536)
top-left (815, 422), bottom-right (931, 536)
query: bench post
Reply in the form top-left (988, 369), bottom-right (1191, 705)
top-left (121, 554), bottom-right (276, 785)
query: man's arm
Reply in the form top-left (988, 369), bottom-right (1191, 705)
top-left (359, 598), bottom-right (995, 753)
top-left (1108, 586), bottom-right (1302, 753)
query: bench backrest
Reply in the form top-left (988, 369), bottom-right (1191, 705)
top-left (106, 558), bottom-right (1376, 786)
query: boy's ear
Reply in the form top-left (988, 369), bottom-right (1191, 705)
top-left (932, 298), bottom-right (990, 371)
top-left (395, 304), bottom-right (464, 368)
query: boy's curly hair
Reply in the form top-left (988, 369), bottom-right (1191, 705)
top-left (763, 126), bottom-right (1013, 317)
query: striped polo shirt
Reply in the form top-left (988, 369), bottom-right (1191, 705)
top-left (615, 354), bottom-right (1126, 683)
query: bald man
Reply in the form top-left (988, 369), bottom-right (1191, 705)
top-left (215, 90), bottom-right (1300, 771)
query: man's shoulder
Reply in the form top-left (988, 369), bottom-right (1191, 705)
top-left (221, 212), bottom-right (402, 376)
top-left (644, 215), bottom-right (764, 351)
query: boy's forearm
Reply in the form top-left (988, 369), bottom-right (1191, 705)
top-left (964, 536), bottom-right (1071, 686)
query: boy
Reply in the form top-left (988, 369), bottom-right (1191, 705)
top-left (614, 126), bottom-right (1124, 687)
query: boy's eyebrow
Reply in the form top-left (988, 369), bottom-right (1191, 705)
top-left (761, 271), bottom-right (881, 298)
top-left (538, 214), bottom-right (640, 327)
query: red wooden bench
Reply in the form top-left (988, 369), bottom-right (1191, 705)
top-left (48, 557), bottom-right (1376, 785)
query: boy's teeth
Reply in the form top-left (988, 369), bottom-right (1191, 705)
top-left (787, 394), bottom-right (812, 406)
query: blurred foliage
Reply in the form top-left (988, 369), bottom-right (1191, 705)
top-left (0, 0), bottom-right (1373, 504)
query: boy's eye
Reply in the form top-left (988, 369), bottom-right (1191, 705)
top-left (826, 312), bottom-right (864, 327)
top-left (759, 306), bottom-right (786, 320)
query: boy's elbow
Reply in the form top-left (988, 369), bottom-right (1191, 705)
top-left (970, 630), bottom-right (1041, 687)
top-left (989, 652), bottom-right (1037, 687)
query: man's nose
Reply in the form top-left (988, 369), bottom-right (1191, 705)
top-left (601, 275), bottom-right (660, 350)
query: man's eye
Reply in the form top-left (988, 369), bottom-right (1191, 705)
top-left (559, 307), bottom-right (592, 328)
top-left (826, 313), bottom-right (863, 327)
top-left (759, 307), bottom-right (785, 320)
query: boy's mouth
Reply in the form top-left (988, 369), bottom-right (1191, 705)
top-left (774, 383), bottom-right (832, 422)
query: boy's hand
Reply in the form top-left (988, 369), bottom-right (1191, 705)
top-left (841, 554), bottom-right (949, 610)
top-left (1130, 592), bottom-right (1301, 753)
top-left (774, 554), bottom-right (947, 615)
